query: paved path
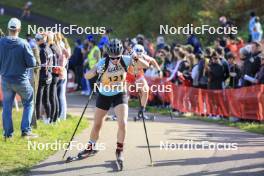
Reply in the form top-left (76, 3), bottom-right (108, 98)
top-left (29, 93), bottom-right (264, 176)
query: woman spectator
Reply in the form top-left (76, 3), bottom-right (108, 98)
top-left (35, 33), bottom-right (52, 124)
top-left (55, 33), bottom-right (70, 121)
top-left (48, 32), bottom-right (60, 123)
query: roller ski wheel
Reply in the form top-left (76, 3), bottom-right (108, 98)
top-left (65, 147), bottom-right (98, 163)
top-left (66, 156), bottom-right (81, 163)
top-left (115, 150), bottom-right (124, 171)
top-left (133, 116), bottom-right (139, 121)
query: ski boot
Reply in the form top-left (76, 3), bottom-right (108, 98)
top-left (115, 149), bottom-right (124, 171)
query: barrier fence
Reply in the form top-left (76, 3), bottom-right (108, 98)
top-left (0, 77), bottom-right (263, 121)
top-left (130, 77), bottom-right (264, 121)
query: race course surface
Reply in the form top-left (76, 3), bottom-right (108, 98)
top-left (29, 93), bottom-right (264, 176)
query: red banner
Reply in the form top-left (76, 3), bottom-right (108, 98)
top-left (129, 77), bottom-right (264, 121)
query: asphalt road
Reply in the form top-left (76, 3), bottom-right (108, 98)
top-left (28, 93), bottom-right (264, 176)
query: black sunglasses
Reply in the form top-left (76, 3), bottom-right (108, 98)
top-left (110, 56), bottom-right (121, 60)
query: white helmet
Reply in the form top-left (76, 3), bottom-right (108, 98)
top-left (133, 44), bottom-right (145, 56)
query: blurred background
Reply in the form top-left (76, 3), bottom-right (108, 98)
top-left (0, 0), bottom-right (263, 45)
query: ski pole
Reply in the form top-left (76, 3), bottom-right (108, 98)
top-left (62, 74), bottom-right (102, 159)
top-left (137, 93), bottom-right (154, 166)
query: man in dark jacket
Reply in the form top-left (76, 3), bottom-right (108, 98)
top-left (0, 18), bottom-right (37, 138)
top-left (256, 53), bottom-right (264, 84)
top-left (186, 34), bottom-right (202, 54)
top-left (241, 42), bottom-right (261, 86)
top-left (69, 39), bottom-right (83, 90)
top-left (208, 53), bottom-right (225, 90)
top-left (227, 53), bottom-right (241, 88)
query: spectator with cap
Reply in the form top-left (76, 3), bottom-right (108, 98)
top-left (0, 18), bottom-right (37, 138)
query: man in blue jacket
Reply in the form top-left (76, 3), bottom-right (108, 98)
top-left (0, 18), bottom-right (37, 138)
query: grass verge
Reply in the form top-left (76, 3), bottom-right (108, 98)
top-left (129, 99), bottom-right (264, 135)
top-left (0, 110), bottom-right (87, 176)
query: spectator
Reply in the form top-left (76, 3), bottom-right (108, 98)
top-left (156, 36), bottom-right (165, 50)
top-left (191, 54), bottom-right (202, 87)
top-left (216, 47), bottom-right (230, 87)
top-left (219, 16), bottom-right (235, 39)
top-left (98, 28), bottom-right (111, 54)
top-left (248, 11), bottom-right (256, 42)
top-left (186, 34), bottom-right (202, 54)
top-left (252, 16), bottom-right (263, 42)
top-left (255, 53), bottom-right (264, 84)
top-left (0, 18), bottom-right (37, 138)
top-left (35, 33), bottom-right (52, 124)
top-left (241, 42), bottom-right (262, 86)
top-left (55, 33), bottom-right (71, 120)
top-left (227, 53), bottom-right (241, 88)
top-left (83, 36), bottom-right (101, 95)
top-left (208, 51), bottom-right (225, 89)
top-left (21, 1), bottom-right (32, 18)
top-left (48, 32), bottom-right (60, 123)
top-left (69, 39), bottom-right (83, 90)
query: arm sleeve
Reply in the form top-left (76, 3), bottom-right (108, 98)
top-left (122, 55), bottom-right (133, 67)
top-left (96, 58), bottom-right (105, 68)
top-left (24, 42), bottom-right (36, 68)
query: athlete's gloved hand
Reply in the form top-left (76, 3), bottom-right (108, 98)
top-left (96, 65), bottom-right (105, 74)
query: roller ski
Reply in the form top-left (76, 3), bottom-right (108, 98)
top-left (115, 143), bottom-right (124, 171)
top-left (65, 143), bottom-right (98, 163)
top-left (134, 107), bottom-right (155, 121)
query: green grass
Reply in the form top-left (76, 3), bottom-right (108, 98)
top-left (0, 110), bottom-right (87, 176)
top-left (129, 99), bottom-right (264, 135)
